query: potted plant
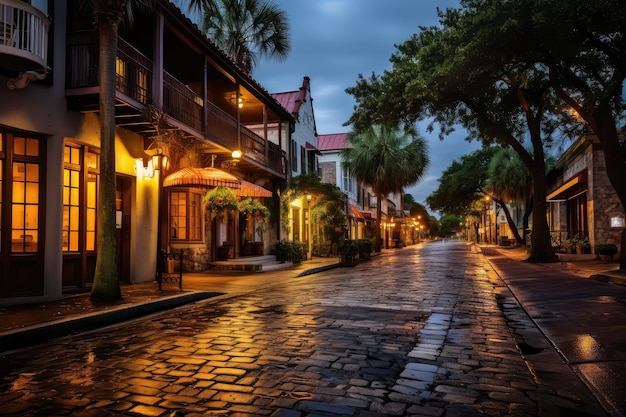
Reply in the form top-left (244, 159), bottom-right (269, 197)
top-left (574, 237), bottom-right (591, 254)
top-left (563, 239), bottom-right (576, 254)
top-left (595, 244), bottom-right (618, 261)
top-left (203, 186), bottom-right (238, 220)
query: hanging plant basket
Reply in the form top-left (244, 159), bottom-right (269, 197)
top-left (203, 186), bottom-right (238, 220)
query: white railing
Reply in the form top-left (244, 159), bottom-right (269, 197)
top-left (0, 0), bottom-right (49, 70)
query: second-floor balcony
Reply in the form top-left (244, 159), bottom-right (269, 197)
top-left (0, 0), bottom-right (49, 76)
top-left (65, 32), bottom-right (288, 178)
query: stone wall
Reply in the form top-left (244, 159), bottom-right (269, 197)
top-left (592, 148), bottom-right (625, 251)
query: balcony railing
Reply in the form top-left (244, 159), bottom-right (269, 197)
top-left (66, 32), bottom-right (285, 175)
top-left (0, 0), bottom-right (49, 70)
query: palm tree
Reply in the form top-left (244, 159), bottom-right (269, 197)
top-left (341, 125), bottom-right (429, 252)
top-left (89, 0), bottom-right (212, 302)
top-left (486, 147), bottom-right (531, 245)
top-left (201, 0), bottom-right (290, 73)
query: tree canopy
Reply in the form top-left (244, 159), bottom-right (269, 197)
top-left (341, 125), bottom-right (429, 251)
top-left (201, 0), bottom-right (291, 73)
top-left (345, 1), bottom-right (626, 262)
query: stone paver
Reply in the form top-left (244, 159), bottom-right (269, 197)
top-left (0, 241), bottom-right (608, 416)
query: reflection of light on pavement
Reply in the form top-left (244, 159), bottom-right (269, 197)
top-left (11, 372), bottom-right (35, 391)
top-left (575, 334), bottom-right (602, 361)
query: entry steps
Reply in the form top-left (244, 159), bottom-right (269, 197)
top-left (210, 255), bottom-right (294, 272)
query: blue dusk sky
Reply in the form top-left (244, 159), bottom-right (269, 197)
top-left (252, 1), bottom-right (482, 207)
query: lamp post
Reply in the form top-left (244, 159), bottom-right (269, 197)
top-left (152, 149), bottom-right (169, 286)
top-left (306, 194), bottom-right (312, 260)
top-left (483, 196), bottom-right (491, 243)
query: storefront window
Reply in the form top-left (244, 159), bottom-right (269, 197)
top-left (63, 143), bottom-right (99, 252)
top-left (170, 189), bottom-right (202, 241)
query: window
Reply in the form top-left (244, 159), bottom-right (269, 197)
top-left (170, 189), bottom-right (202, 241)
top-left (300, 145), bottom-right (306, 174)
top-left (0, 132), bottom-right (44, 254)
top-left (342, 166), bottom-right (353, 193)
top-left (63, 143), bottom-right (99, 252)
top-left (291, 140), bottom-right (298, 173)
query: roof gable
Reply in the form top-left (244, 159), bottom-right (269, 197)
top-left (318, 133), bottom-right (349, 150)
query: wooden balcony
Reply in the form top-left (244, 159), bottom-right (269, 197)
top-left (65, 33), bottom-right (286, 177)
top-left (0, 0), bottom-right (49, 75)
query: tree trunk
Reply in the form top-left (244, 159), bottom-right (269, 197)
top-left (527, 153), bottom-right (557, 263)
top-left (375, 193), bottom-right (383, 252)
top-left (91, 6), bottom-right (123, 302)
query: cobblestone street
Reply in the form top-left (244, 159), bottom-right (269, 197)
top-left (0, 241), bottom-right (607, 416)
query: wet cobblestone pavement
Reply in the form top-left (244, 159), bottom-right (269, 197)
top-left (0, 241), bottom-right (608, 416)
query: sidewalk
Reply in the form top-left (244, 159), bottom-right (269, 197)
top-left (0, 256), bottom-right (341, 352)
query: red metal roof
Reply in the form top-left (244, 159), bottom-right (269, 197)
top-left (318, 133), bottom-right (349, 150)
top-left (271, 90), bottom-right (300, 114)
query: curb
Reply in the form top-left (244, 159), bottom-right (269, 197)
top-left (0, 291), bottom-right (221, 353)
top-left (296, 262), bottom-right (341, 277)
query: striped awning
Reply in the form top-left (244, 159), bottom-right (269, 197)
top-left (235, 180), bottom-right (273, 198)
top-left (163, 167), bottom-right (241, 188)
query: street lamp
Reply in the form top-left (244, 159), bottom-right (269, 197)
top-left (483, 195), bottom-right (491, 243)
top-left (306, 194), bottom-right (312, 260)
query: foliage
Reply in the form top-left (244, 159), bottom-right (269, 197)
top-left (271, 240), bottom-right (305, 263)
top-left (346, 3), bottom-right (580, 262)
top-left (596, 244), bottom-right (618, 255)
top-left (341, 125), bottom-right (429, 251)
top-left (279, 173), bottom-right (346, 245)
top-left (238, 198), bottom-right (269, 219)
top-left (572, 237), bottom-right (591, 252)
top-left (438, 215), bottom-right (464, 238)
top-left (201, 0), bottom-right (291, 73)
top-left (203, 186), bottom-right (239, 218)
top-left (427, 147), bottom-right (497, 216)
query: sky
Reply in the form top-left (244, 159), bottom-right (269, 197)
top-left (251, 0), bottom-right (483, 208)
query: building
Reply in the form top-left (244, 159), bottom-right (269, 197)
top-left (0, 0), bottom-right (293, 304)
top-left (318, 133), bottom-right (385, 242)
top-left (547, 131), bottom-right (625, 254)
top-left (271, 76), bottom-right (318, 178)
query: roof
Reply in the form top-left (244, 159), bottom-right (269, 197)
top-left (271, 76), bottom-right (311, 121)
top-left (318, 133), bottom-right (349, 150)
top-left (272, 91), bottom-right (301, 115)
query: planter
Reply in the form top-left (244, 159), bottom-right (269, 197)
top-left (599, 254), bottom-right (615, 261)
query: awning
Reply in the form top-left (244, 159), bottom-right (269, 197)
top-left (547, 172), bottom-right (587, 201)
top-left (163, 167), bottom-right (241, 188)
top-left (235, 180), bottom-right (273, 198)
top-left (349, 205), bottom-right (365, 219)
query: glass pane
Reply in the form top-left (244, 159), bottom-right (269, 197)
top-left (71, 147), bottom-right (80, 165)
top-left (64, 145), bottom-right (70, 163)
top-left (12, 205), bottom-right (24, 228)
top-left (26, 205), bottom-right (38, 228)
top-left (70, 231), bottom-right (79, 251)
top-left (25, 231), bottom-right (37, 252)
top-left (25, 138), bottom-right (38, 156)
top-left (86, 151), bottom-right (98, 170)
top-left (70, 187), bottom-right (79, 205)
top-left (13, 162), bottom-right (25, 181)
top-left (70, 206), bottom-right (79, 225)
top-left (25, 163), bottom-right (39, 182)
top-left (71, 170), bottom-right (79, 185)
top-left (87, 208), bottom-right (95, 230)
top-left (87, 179), bottom-right (97, 208)
top-left (13, 136), bottom-right (25, 155)
top-left (12, 182), bottom-right (24, 203)
top-left (86, 232), bottom-right (95, 251)
top-left (0, 132), bottom-right (3, 151)
top-left (26, 183), bottom-right (38, 204)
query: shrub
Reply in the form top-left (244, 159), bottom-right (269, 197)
top-left (595, 244), bottom-right (618, 255)
top-left (271, 240), bottom-right (306, 263)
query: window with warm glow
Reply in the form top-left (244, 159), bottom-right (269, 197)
top-left (10, 135), bottom-right (42, 253)
top-left (63, 143), bottom-right (99, 252)
top-left (170, 190), bottom-right (202, 241)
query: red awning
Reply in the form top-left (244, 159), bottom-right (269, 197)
top-left (163, 167), bottom-right (240, 188)
top-left (235, 180), bottom-right (273, 198)
top-left (350, 205), bottom-right (365, 219)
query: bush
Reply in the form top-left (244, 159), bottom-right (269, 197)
top-left (271, 240), bottom-right (306, 263)
top-left (595, 244), bottom-right (618, 255)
